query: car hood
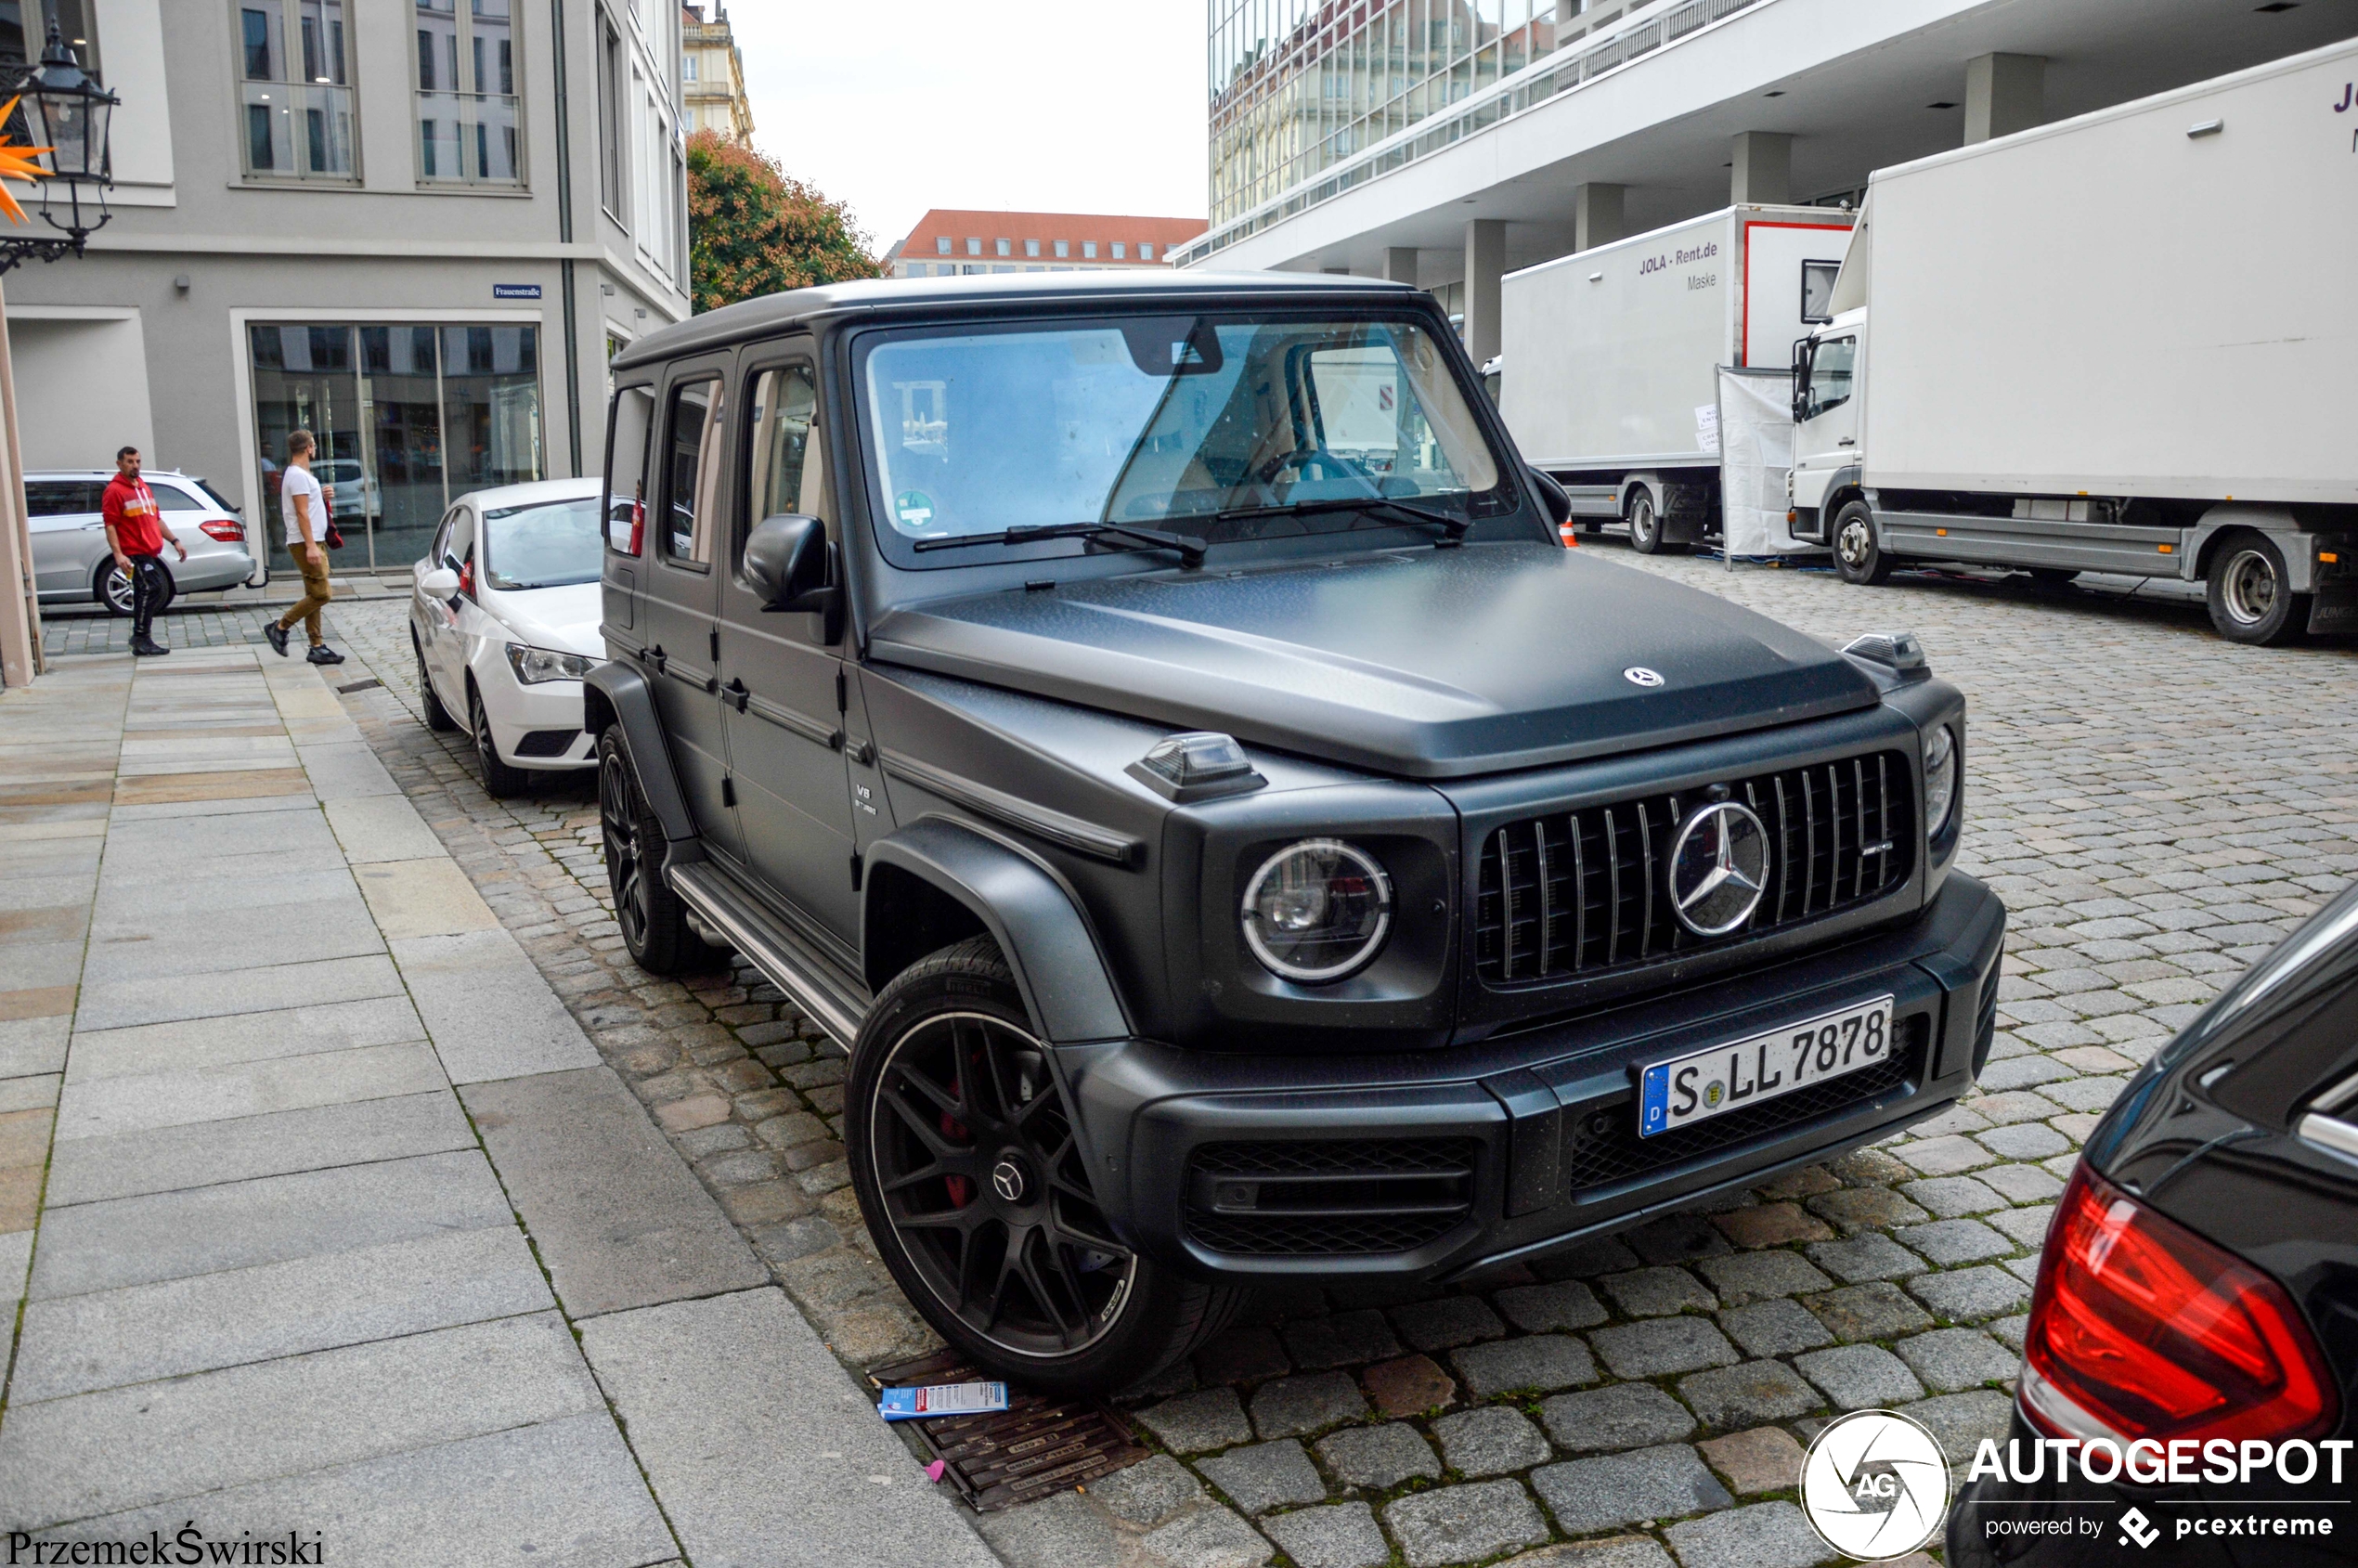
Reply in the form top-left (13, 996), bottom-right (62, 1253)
top-left (484, 582), bottom-right (605, 657)
top-left (866, 543), bottom-right (1881, 780)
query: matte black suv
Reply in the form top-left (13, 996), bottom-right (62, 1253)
top-left (586, 273), bottom-right (2005, 1394)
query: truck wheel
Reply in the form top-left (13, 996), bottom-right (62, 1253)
top-left (1626, 490), bottom-right (1687, 556)
top-left (1833, 500), bottom-right (1893, 585)
top-left (849, 938), bottom-right (1243, 1398)
top-left (598, 730), bottom-right (725, 975)
top-left (2207, 534), bottom-right (2308, 646)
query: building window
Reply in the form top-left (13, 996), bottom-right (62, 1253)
top-left (1082, 241), bottom-right (1097, 259)
top-left (681, 53), bottom-right (697, 81)
top-left (935, 236), bottom-right (951, 254)
top-left (413, 0), bottom-right (522, 184)
top-left (965, 238), bottom-right (981, 256)
top-left (247, 321), bottom-right (544, 573)
top-left (234, 1), bottom-right (357, 180)
top-left (1054, 240), bottom-right (1069, 258)
top-left (1024, 239), bottom-right (1040, 257)
top-left (598, 12), bottom-right (624, 215)
top-left (992, 238), bottom-right (1008, 257)
top-left (1111, 242), bottom-right (1126, 259)
top-left (1140, 243), bottom-right (1154, 261)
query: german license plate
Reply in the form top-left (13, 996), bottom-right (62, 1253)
top-left (1638, 996), bottom-right (1896, 1138)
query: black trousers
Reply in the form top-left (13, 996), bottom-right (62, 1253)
top-left (128, 553), bottom-right (167, 640)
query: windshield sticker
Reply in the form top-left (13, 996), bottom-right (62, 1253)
top-left (894, 489), bottom-right (939, 531)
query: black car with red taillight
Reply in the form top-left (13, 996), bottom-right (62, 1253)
top-left (1950, 883), bottom-right (2358, 1565)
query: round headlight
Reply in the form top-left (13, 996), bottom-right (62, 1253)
top-left (1924, 723), bottom-right (1959, 837)
top-left (1240, 838), bottom-right (1393, 983)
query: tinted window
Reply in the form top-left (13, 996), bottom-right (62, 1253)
top-left (150, 483), bottom-right (207, 512)
top-left (662, 376), bottom-right (725, 565)
top-left (483, 497), bottom-right (603, 590)
top-left (746, 364), bottom-right (820, 530)
top-left (26, 482), bottom-right (101, 517)
top-left (603, 383), bottom-right (655, 553)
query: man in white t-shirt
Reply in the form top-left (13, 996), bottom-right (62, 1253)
top-left (262, 429), bottom-right (344, 665)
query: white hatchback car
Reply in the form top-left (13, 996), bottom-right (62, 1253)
top-left (409, 476), bottom-right (606, 797)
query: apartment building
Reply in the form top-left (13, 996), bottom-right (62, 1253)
top-left (681, 2), bottom-right (751, 141)
top-left (885, 210), bottom-right (1207, 278)
top-left (6, 0), bottom-right (694, 577)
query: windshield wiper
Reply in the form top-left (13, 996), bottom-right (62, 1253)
top-left (911, 521), bottom-right (1208, 570)
top-left (1204, 494), bottom-right (1473, 544)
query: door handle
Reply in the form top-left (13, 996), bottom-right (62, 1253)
top-left (643, 644), bottom-right (667, 673)
top-left (723, 678), bottom-right (750, 713)
top-left (1837, 437), bottom-right (1855, 447)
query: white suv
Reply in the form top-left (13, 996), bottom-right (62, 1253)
top-left (409, 476), bottom-right (605, 796)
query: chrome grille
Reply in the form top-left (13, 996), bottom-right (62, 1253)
top-left (1475, 751), bottom-right (1912, 987)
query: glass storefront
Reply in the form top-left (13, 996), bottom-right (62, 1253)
top-left (249, 321), bottom-right (543, 573)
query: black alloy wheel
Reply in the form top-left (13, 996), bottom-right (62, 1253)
top-left (1833, 499), bottom-right (1894, 585)
top-left (850, 940), bottom-right (1240, 1394)
top-left (596, 730), bottom-right (718, 974)
top-left (470, 683), bottom-right (532, 798)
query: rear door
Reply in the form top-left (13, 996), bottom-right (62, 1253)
top-left (27, 480), bottom-right (104, 596)
top-left (639, 357), bottom-right (742, 863)
top-left (718, 346), bottom-right (860, 946)
top-left (427, 505), bottom-right (476, 703)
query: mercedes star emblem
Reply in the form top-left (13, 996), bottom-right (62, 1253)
top-left (1668, 799), bottom-right (1772, 936)
top-left (1624, 667), bottom-right (1665, 687)
top-left (991, 1159), bottom-right (1028, 1204)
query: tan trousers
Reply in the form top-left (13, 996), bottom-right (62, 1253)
top-left (278, 550), bottom-right (333, 647)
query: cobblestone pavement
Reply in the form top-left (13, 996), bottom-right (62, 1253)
top-left (38, 576), bottom-right (412, 659)
top-left (320, 551), bottom-right (2358, 1568)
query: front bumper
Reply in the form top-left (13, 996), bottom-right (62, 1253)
top-left (476, 658), bottom-right (597, 771)
top-left (1064, 873), bottom-right (2004, 1281)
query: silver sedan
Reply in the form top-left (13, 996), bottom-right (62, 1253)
top-left (25, 470), bottom-right (259, 616)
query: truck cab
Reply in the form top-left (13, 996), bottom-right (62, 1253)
top-left (1788, 309), bottom-right (1865, 527)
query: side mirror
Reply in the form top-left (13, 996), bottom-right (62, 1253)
top-left (420, 567), bottom-right (460, 600)
top-left (1528, 468), bottom-right (1573, 528)
top-left (743, 513), bottom-right (836, 615)
top-left (1790, 338), bottom-right (1814, 424)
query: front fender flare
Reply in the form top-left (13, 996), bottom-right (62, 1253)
top-left (582, 661), bottom-right (697, 843)
top-left (863, 817), bottom-right (1132, 1046)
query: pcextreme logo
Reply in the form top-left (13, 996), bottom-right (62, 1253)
top-left (1798, 1408), bottom-right (1950, 1561)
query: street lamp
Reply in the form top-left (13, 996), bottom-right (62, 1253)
top-left (1, 18), bottom-right (116, 272)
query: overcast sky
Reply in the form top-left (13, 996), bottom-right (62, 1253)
top-left (729, 2), bottom-right (1210, 259)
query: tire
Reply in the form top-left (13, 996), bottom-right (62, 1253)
top-left (849, 938), bottom-right (1243, 1397)
top-left (1832, 499), bottom-right (1894, 586)
top-left (469, 680), bottom-right (534, 798)
top-left (415, 630), bottom-right (459, 732)
top-left (2023, 568), bottom-right (2079, 590)
top-left (597, 730), bottom-right (724, 975)
top-left (97, 559), bottom-right (174, 618)
top-left (1626, 489), bottom-right (1687, 556)
top-left (2207, 533), bottom-right (2308, 646)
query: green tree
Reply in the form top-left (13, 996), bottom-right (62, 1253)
top-left (685, 130), bottom-right (882, 313)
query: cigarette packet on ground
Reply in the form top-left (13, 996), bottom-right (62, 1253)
top-left (877, 1381), bottom-right (1010, 1421)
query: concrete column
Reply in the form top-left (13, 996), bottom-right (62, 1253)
top-left (1730, 132), bottom-right (1792, 205)
top-left (1574, 183), bottom-right (1624, 252)
top-left (1965, 53), bottom-right (2044, 144)
top-left (1463, 219), bottom-right (1506, 363)
top-left (1383, 247), bottom-right (1419, 286)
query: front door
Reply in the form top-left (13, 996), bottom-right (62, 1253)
top-left (640, 360), bottom-right (741, 862)
top-left (1790, 332), bottom-right (1859, 512)
top-left (718, 350), bottom-right (861, 947)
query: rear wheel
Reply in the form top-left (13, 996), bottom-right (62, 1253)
top-left (1833, 499), bottom-right (1894, 585)
top-left (849, 939), bottom-right (1242, 1397)
top-left (469, 681), bottom-right (533, 798)
top-left (1626, 489), bottom-right (1686, 556)
top-left (2207, 533), bottom-right (2308, 646)
top-left (97, 559), bottom-right (174, 618)
top-left (597, 730), bottom-right (723, 975)
top-left (415, 631), bottom-right (458, 732)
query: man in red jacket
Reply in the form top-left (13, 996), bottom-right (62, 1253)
top-left (101, 446), bottom-right (187, 657)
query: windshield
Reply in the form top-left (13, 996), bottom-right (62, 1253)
top-left (861, 313), bottom-right (1506, 563)
top-left (482, 496), bottom-right (602, 590)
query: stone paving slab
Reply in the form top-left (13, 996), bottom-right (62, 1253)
top-left (45, 1089), bottom-right (473, 1207)
top-left (577, 1288), bottom-right (999, 1568)
top-left (12, 1224), bottom-right (552, 1402)
top-left (460, 1066), bottom-right (768, 1317)
top-left (68, 951), bottom-right (406, 1033)
top-left (395, 929), bottom-right (602, 1082)
top-left (53, 1039), bottom-right (446, 1141)
top-left (59, 993), bottom-right (428, 1084)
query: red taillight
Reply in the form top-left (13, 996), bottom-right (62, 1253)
top-left (2022, 1165), bottom-right (2337, 1446)
top-left (200, 519), bottom-right (245, 542)
top-left (459, 561), bottom-right (475, 599)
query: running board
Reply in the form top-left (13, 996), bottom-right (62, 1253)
top-left (668, 861), bottom-right (870, 1051)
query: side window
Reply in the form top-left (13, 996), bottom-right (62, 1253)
top-left (603, 382), bottom-right (655, 553)
top-left (660, 375), bottom-right (725, 566)
top-left (26, 483), bottom-right (84, 518)
top-left (430, 506), bottom-right (461, 566)
top-left (1807, 337), bottom-right (1857, 421)
top-left (150, 484), bottom-right (207, 512)
top-left (446, 510), bottom-right (476, 577)
top-left (745, 365), bottom-right (822, 538)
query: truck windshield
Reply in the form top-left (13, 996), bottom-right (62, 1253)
top-left (860, 313), bottom-right (1506, 563)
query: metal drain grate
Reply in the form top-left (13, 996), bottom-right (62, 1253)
top-left (868, 1352), bottom-right (1149, 1511)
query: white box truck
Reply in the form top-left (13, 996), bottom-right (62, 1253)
top-left (1499, 203), bottom-right (1854, 551)
top-left (1791, 36), bottom-right (2358, 645)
